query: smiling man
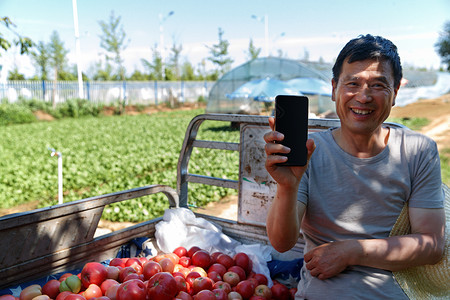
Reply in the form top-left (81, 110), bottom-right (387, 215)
top-left (264, 35), bottom-right (445, 299)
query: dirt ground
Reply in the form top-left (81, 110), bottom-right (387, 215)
top-left (1, 95), bottom-right (449, 228)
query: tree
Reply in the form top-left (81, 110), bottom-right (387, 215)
top-left (98, 11), bottom-right (128, 80)
top-left (167, 42), bottom-right (183, 80)
top-left (7, 66), bottom-right (25, 80)
top-left (31, 41), bottom-right (50, 80)
top-left (206, 27), bottom-right (234, 76)
top-left (0, 16), bottom-right (33, 56)
top-left (141, 46), bottom-right (163, 80)
top-left (128, 70), bottom-right (150, 81)
top-left (246, 38), bottom-right (261, 60)
top-left (48, 31), bottom-right (69, 80)
top-left (181, 61), bottom-right (196, 81)
top-left (435, 20), bottom-right (450, 71)
top-left (91, 60), bottom-right (115, 81)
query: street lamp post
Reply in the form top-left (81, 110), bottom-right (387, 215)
top-left (72, 0), bottom-right (84, 99)
top-left (251, 14), bottom-right (269, 57)
top-left (159, 11), bottom-right (174, 79)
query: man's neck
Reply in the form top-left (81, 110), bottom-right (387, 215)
top-left (332, 127), bottom-right (390, 158)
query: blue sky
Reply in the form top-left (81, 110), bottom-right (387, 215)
top-left (1, 0), bottom-right (449, 78)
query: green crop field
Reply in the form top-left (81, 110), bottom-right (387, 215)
top-left (0, 109), bottom-right (240, 221)
top-left (1, 110), bottom-right (448, 222)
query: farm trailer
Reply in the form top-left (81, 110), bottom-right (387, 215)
top-left (1, 114), bottom-right (447, 292)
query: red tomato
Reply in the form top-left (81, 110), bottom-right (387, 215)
top-left (106, 266), bottom-right (120, 281)
top-left (100, 279), bottom-right (119, 295)
top-left (175, 291), bottom-right (193, 300)
top-left (271, 283), bottom-right (290, 300)
top-left (192, 276), bottom-right (214, 294)
top-left (147, 272), bottom-right (177, 300)
top-left (187, 246), bottom-right (201, 258)
top-left (233, 253), bottom-right (252, 275)
top-left (212, 281), bottom-right (232, 294)
top-left (82, 283), bottom-right (102, 299)
top-left (185, 271), bottom-right (201, 287)
top-left (212, 288), bottom-right (228, 300)
top-left (249, 296), bottom-right (266, 300)
top-left (191, 250), bottom-right (212, 269)
top-left (228, 266), bottom-right (246, 281)
top-left (179, 256), bottom-right (191, 268)
top-left (222, 271), bottom-right (240, 287)
top-left (289, 287), bottom-right (297, 300)
top-left (105, 284), bottom-right (120, 300)
top-left (164, 252), bottom-right (180, 265)
top-left (109, 258), bottom-right (126, 268)
top-left (207, 270), bottom-right (222, 282)
top-left (236, 280), bottom-right (255, 299)
top-left (173, 246), bottom-right (188, 258)
top-left (116, 279), bottom-right (146, 300)
top-left (193, 290), bottom-right (216, 300)
top-left (55, 291), bottom-right (72, 300)
top-left (65, 295), bottom-right (87, 300)
top-left (207, 263), bottom-right (227, 277)
top-left (125, 258), bottom-right (143, 274)
top-left (174, 275), bottom-right (189, 293)
top-left (210, 252), bottom-right (222, 264)
top-left (118, 266), bottom-right (137, 282)
top-left (228, 291), bottom-right (243, 300)
top-left (254, 284), bottom-right (272, 299)
top-left (252, 274), bottom-right (268, 286)
top-left (42, 279), bottom-right (61, 299)
top-left (81, 262), bottom-right (108, 288)
top-left (216, 254), bottom-right (234, 269)
top-left (142, 261), bottom-right (162, 281)
top-left (159, 257), bottom-right (175, 273)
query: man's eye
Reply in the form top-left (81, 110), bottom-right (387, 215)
top-left (372, 83), bottom-right (385, 89)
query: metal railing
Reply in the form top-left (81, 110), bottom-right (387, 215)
top-left (1, 80), bottom-right (214, 105)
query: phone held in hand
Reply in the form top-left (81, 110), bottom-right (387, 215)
top-left (274, 95), bottom-right (309, 166)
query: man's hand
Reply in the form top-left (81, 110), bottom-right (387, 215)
top-left (264, 117), bottom-right (315, 188)
top-left (304, 240), bottom-right (357, 280)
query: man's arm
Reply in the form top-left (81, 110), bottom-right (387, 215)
top-left (266, 187), bottom-right (306, 253)
top-left (304, 207), bottom-right (445, 280)
top-left (264, 116), bottom-right (315, 253)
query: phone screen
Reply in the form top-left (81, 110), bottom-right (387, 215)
top-left (274, 95), bottom-right (309, 166)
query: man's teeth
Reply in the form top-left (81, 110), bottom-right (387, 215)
top-left (352, 109), bottom-right (372, 115)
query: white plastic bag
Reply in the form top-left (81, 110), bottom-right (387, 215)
top-left (155, 207), bottom-right (240, 254)
top-left (155, 207), bottom-right (274, 286)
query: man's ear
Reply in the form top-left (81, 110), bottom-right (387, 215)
top-left (392, 85), bottom-right (400, 107)
top-left (331, 78), bottom-right (337, 102)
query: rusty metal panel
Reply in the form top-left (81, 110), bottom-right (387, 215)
top-left (238, 124), bottom-right (277, 226)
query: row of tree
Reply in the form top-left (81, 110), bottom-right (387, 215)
top-left (2, 12), bottom-right (263, 82)
top-left (2, 14), bottom-right (450, 82)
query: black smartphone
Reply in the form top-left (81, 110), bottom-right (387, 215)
top-left (274, 95), bottom-right (309, 166)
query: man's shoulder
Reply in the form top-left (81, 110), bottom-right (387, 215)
top-left (389, 126), bottom-right (438, 155)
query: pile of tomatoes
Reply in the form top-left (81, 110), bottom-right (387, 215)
top-left (2, 246), bottom-right (296, 300)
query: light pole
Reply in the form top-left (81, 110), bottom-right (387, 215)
top-left (72, 0), bottom-right (84, 99)
top-left (251, 14), bottom-right (269, 57)
top-left (159, 11), bottom-right (174, 79)
top-left (49, 148), bottom-right (63, 204)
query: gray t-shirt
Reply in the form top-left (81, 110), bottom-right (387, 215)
top-left (296, 126), bottom-right (444, 300)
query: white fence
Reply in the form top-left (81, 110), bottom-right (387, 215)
top-left (1, 80), bottom-right (214, 105)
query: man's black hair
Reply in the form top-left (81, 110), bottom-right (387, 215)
top-left (332, 34), bottom-right (403, 89)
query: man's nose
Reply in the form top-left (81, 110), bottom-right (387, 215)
top-left (355, 84), bottom-right (372, 103)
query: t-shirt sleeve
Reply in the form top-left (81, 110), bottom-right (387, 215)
top-left (408, 136), bottom-right (444, 208)
top-left (298, 167), bottom-right (309, 205)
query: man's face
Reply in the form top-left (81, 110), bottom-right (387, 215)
top-left (332, 58), bottom-right (399, 136)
